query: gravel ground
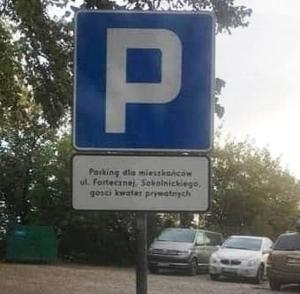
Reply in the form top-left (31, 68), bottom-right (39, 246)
top-left (0, 262), bottom-right (299, 294)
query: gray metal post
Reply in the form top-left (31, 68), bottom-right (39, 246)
top-left (136, 212), bottom-right (148, 294)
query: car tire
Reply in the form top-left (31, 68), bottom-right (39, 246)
top-left (210, 274), bottom-right (220, 281)
top-left (187, 258), bottom-right (198, 276)
top-left (254, 264), bottom-right (264, 284)
top-left (148, 266), bottom-right (158, 274)
top-left (269, 280), bottom-right (281, 291)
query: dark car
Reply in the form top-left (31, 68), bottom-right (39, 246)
top-left (267, 232), bottom-right (300, 291)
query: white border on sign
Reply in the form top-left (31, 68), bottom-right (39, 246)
top-left (73, 10), bottom-right (215, 153)
top-left (72, 154), bottom-right (211, 212)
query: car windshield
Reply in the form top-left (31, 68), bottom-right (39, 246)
top-left (274, 233), bottom-right (300, 251)
top-left (157, 229), bottom-right (196, 243)
top-left (223, 237), bottom-right (262, 251)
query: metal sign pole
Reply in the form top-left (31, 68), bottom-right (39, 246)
top-left (136, 212), bottom-right (148, 294)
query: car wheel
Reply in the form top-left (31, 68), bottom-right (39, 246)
top-left (254, 264), bottom-right (264, 284)
top-left (269, 280), bottom-right (281, 291)
top-left (148, 266), bottom-right (158, 274)
top-left (188, 258), bottom-right (198, 276)
top-left (210, 274), bottom-right (220, 281)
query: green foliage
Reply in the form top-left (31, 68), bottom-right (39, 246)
top-left (0, 0), bottom-right (72, 127)
top-left (82, 0), bottom-right (252, 34)
top-left (0, 89), bottom-right (56, 225)
top-left (0, 20), bottom-right (23, 126)
top-left (208, 138), bottom-right (300, 239)
top-left (6, 132), bottom-right (169, 264)
top-left (215, 78), bottom-right (225, 118)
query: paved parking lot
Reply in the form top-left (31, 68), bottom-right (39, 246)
top-left (0, 263), bottom-right (299, 294)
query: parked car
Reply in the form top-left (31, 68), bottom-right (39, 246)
top-left (209, 235), bottom-right (273, 283)
top-left (267, 232), bottom-right (300, 291)
top-left (148, 227), bottom-right (223, 275)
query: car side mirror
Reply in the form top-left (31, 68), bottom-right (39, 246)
top-left (263, 249), bottom-right (271, 255)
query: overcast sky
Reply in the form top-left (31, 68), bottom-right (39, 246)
top-left (216, 0), bottom-right (300, 179)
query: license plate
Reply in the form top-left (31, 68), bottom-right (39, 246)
top-left (222, 268), bottom-right (236, 273)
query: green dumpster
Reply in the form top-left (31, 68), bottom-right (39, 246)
top-left (6, 225), bottom-right (58, 262)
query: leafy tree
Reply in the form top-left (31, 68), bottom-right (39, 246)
top-left (0, 0), bottom-right (72, 127)
top-left (0, 19), bottom-right (23, 128)
top-left (0, 89), bottom-right (57, 226)
top-left (81, 0), bottom-right (252, 34)
top-left (208, 138), bottom-right (300, 239)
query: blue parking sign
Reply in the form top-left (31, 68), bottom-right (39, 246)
top-left (74, 11), bottom-right (215, 151)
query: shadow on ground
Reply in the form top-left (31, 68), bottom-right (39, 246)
top-left (150, 268), bottom-right (208, 277)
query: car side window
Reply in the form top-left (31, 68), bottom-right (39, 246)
top-left (196, 231), bottom-right (205, 245)
top-left (274, 234), bottom-right (300, 251)
top-left (268, 239), bottom-right (273, 249)
top-left (266, 239), bottom-right (272, 249)
top-left (205, 232), bottom-right (222, 246)
top-left (263, 239), bottom-right (273, 251)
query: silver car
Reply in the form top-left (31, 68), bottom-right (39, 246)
top-left (209, 235), bottom-right (273, 283)
top-left (148, 227), bottom-right (223, 275)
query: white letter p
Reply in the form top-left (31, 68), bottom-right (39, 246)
top-left (105, 28), bottom-right (182, 133)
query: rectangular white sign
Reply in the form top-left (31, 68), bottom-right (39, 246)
top-left (72, 155), bottom-right (210, 211)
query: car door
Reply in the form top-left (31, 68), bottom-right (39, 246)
top-left (272, 234), bottom-right (300, 277)
top-left (195, 231), bottom-right (209, 267)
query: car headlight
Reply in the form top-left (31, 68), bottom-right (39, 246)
top-left (210, 255), bottom-right (219, 264)
top-left (247, 258), bottom-right (260, 266)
